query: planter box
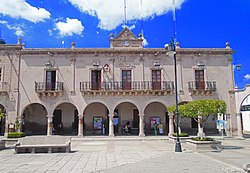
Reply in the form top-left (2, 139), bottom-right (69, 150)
top-left (169, 136), bottom-right (191, 143)
top-left (186, 139), bottom-right (222, 151)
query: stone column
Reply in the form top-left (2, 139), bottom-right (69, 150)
top-left (47, 115), bottom-right (53, 136)
top-left (139, 114), bottom-right (145, 137)
top-left (168, 113), bottom-right (174, 136)
top-left (109, 113), bottom-right (114, 137)
top-left (78, 114), bottom-right (84, 136)
top-left (236, 113), bottom-right (243, 137)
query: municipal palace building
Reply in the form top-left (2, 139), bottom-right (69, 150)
top-left (0, 28), bottom-right (242, 137)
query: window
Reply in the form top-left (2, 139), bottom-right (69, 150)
top-left (152, 70), bottom-right (161, 90)
top-left (91, 70), bottom-right (101, 90)
top-left (122, 70), bottom-right (131, 90)
top-left (195, 70), bottom-right (205, 90)
top-left (46, 70), bottom-right (56, 90)
top-left (0, 67), bottom-right (2, 81)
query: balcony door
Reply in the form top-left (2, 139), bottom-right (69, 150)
top-left (91, 70), bottom-right (101, 90)
top-left (46, 70), bottom-right (56, 91)
top-left (152, 70), bottom-right (161, 90)
top-left (122, 70), bottom-right (131, 90)
top-left (195, 70), bottom-right (205, 90)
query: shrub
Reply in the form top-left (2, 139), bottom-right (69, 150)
top-left (7, 132), bottom-right (26, 138)
top-left (191, 137), bottom-right (214, 141)
top-left (173, 132), bottom-right (188, 137)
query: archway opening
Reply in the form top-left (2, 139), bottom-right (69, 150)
top-left (23, 103), bottom-right (47, 135)
top-left (239, 95), bottom-right (250, 132)
top-left (83, 102), bottom-right (109, 136)
top-left (144, 102), bottom-right (166, 135)
top-left (114, 102), bottom-right (139, 136)
top-left (53, 103), bottom-right (78, 135)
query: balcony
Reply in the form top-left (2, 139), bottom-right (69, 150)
top-left (80, 81), bottom-right (174, 96)
top-left (35, 82), bottom-right (64, 97)
top-left (188, 81), bottom-right (216, 95)
top-left (0, 82), bottom-right (9, 94)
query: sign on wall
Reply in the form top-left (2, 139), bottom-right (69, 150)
top-left (93, 117), bottom-right (103, 130)
top-left (150, 117), bottom-right (160, 129)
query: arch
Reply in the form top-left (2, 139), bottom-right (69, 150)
top-left (21, 102), bottom-right (48, 117)
top-left (144, 101), bottom-right (167, 135)
top-left (22, 103), bottom-right (48, 135)
top-left (85, 99), bottom-right (110, 112)
top-left (236, 85), bottom-right (250, 113)
top-left (52, 101), bottom-right (80, 115)
top-left (142, 99), bottom-right (167, 112)
top-left (83, 102), bottom-right (109, 136)
top-left (53, 102), bottom-right (79, 135)
top-left (113, 99), bottom-right (141, 113)
top-left (235, 87), bottom-right (250, 132)
top-left (113, 101), bottom-right (140, 135)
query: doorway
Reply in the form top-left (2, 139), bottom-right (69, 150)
top-left (53, 110), bottom-right (62, 134)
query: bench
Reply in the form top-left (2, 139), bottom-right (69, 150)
top-left (14, 136), bottom-right (71, 154)
top-left (243, 163), bottom-right (250, 173)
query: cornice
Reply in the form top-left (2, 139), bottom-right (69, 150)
top-left (20, 47), bottom-right (235, 56)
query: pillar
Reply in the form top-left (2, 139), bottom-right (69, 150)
top-left (109, 113), bottom-right (114, 137)
top-left (47, 115), bottom-right (53, 136)
top-left (78, 114), bottom-right (84, 136)
top-left (168, 113), bottom-right (174, 136)
top-left (139, 114), bottom-right (145, 137)
top-left (236, 113), bottom-right (243, 137)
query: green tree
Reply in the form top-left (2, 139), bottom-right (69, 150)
top-left (168, 100), bottom-right (226, 138)
top-left (0, 108), bottom-right (5, 119)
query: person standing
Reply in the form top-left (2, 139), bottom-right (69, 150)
top-left (153, 123), bottom-right (158, 135)
top-left (158, 122), bottom-right (163, 135)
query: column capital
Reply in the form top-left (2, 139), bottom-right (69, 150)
top-left (78, 114), bottom-right (84, 118)
top-left (139, 114), bottom-right (145, 117)
top-left (47, 114), bottom-right (54, 118)
top-left (169, 112), bottom-right (174, 116)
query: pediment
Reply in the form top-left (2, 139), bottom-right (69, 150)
top-left (114, 27), bottom-right (138, 40)
top-left (110, 27), bottom-right (143, 48)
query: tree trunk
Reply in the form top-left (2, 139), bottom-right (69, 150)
top-left (197, 116), bottom-right (205, 138)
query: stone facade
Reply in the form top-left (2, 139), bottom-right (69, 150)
top-left (0, 28), bottom-right (239, 137)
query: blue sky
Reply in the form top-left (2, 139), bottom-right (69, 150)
top-left (0, 0), bottom-right (249, 89)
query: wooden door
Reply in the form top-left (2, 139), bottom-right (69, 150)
top-left (152, 70), bottom-right (161, 90)
top-left (91, 70), bottom-right (101, 90)
top-left (133, 109), bottom-right (139, 128)
top-left (122, 70), bottom-right (131, 90)
top-left (195, 70), bottom-right (205, 90)
top-left (46, 70), bottom-right (56, 90)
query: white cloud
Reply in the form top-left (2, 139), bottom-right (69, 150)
top-left (68, 0), bottom-right (185, 30)
top-left (48, 29), bottom-right (53, 36)
top-left (0, 0), bottom-right (50, 23)
top-left (55, 18), bottom-right (84, 36)
top-left (0, 20), bottom-right (24, 36)
top-left (244, 74), bottom-right (250, 80)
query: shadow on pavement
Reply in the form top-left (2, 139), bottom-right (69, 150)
top-left (222, 145), bottom-right (244, 150)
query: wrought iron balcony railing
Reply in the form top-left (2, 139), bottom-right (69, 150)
top-left (80, 81), bottom-right (174, 91)
top-left (0, 82), bottom-right (9, 92)
top-left (35, 82), bottom-right (64, 92)
top-left (188, 81), bottom-right (216, 91)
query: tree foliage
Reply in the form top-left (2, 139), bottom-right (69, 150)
top-left (167, 100), bottom-right (226, 118)
top-left (0, 108), bottom-right (5, 119)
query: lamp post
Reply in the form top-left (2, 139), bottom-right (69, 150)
top-left (165, 39), bottom-right (182, 152)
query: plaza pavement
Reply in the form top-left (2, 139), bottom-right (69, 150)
top-left (0, 135), bottom-right (249, 173)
